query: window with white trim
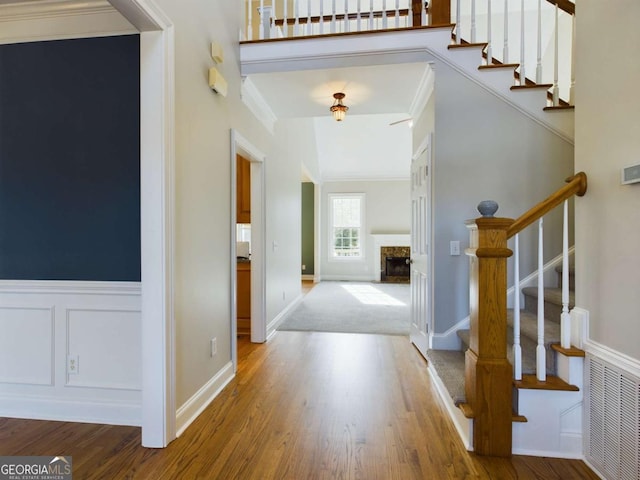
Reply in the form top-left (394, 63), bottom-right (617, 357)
top-left (328, 193), bottom-right (365, 260)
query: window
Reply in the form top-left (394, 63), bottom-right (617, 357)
top-left (329, 193), bottom-right (365, 260)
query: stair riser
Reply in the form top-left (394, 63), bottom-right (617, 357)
top-left (524, 295), bottom-right (564, 323)
top-left (556, 270), bottom-right (575, 291)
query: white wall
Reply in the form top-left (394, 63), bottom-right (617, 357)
top-left (320, 180), bottom-right (411, 281)
top-left (575, 1), bottom-right (640, 361)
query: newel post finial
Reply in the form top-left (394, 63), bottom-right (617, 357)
top-left (477, 200), bottom-right (499, 217)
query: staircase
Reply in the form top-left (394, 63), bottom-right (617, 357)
top-left (426, 174), bottom-right (587, 458)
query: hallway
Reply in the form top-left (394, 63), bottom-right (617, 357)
top-left (1, 331), bottom-right (597, 479)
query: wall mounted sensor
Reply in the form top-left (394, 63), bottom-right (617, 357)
top-left (208, 67), bottom-right (228, 97)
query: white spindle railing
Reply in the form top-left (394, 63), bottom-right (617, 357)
top-left (560, 200), bottom-right (570, 348)
top-left (455, 0), bottom-right (461, 43)
top-left (536, 0), bottom-right (543, 83)
top-left (243, 1), bottom-right (574, 104)
top-left (259, 0), bottom-right (265, 39)
top-left (502, 0), bottom-right (508, 62)
top-left (247, 0), bottom-right (253, 40)
top-left (513, 233), bottom-right (522, 380)
top-left (345, 0), bottom-right (350, 32)
top-left (486, 0), bottom-right (492, 64)
top-left (520, 0), bottom-right (526, 83)
top-left (470, 0), bottom-right (476, 42)
top-left (536, 217), bottom-right (546, 381)
top-left (552, 3), bottom-right (559, 105)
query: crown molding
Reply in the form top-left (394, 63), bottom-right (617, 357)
top-left (408, 63), bottom-right (435, 120)
top-left (0, 0), bottom-right (115, 22)
top-left (241, 76), bottom-right (277, 135)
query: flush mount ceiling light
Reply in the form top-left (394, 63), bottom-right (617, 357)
top-left (330, 92), bottom-right (349, 121)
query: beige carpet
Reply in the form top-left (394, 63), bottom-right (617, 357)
top-left (278, 281), bottom-right (410, 335)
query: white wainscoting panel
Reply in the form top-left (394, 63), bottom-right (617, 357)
top-left (66, 308), bottom-right (141, 390)
top-left (0, 280), bottom-right (142, 426)
top-left (0, 306), bottom-right (54, 386)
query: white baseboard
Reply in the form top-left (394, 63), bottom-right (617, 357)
top-left (301, 274), bottom-right (316, 281)
top-left (429, 316), bottom-right (469, 350)
top-left (426, 362), bottom-right (473, 451)
top-left (511, 447), bottom-right (583, 460)
top-left (0, 394), bottom-right (141, 426)
top-left (175, 361), bottom-right (234, 437)
top-left (266, 293), bottom-right (304, 340)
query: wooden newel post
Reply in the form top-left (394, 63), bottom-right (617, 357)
top-left (464, 201), bottom-right (514, 457)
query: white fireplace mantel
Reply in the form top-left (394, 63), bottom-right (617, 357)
top-left (371, 233), bottom-right (410, 282)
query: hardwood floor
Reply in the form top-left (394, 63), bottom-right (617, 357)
top-left (1, 332), bottom-right (598, 479)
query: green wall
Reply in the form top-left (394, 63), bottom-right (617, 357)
top-left (301, 182), bottom-right (315, 275)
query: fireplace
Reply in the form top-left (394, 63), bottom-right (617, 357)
top-left (380, 246), bottom-right (410, 283)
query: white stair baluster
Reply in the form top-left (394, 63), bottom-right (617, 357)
top-left (536, 217), bottom-right (546, 381)
top-left (520, 0), bottom-right (526, 84)
top-left (456, 0), bottom-right (461, 43)
top-left (283, 0), bottom-right (288, 37)
top-left (247, 0), bottom-right (253, 40)
top-left (369, 0), bottom-right (374, 30)
top-left (503, 0), bottom-right (508, 62)
top-left (357, 0), bottom-right (362, 31)
top-left (486, 0), bottom-right (493, 64)
top-left (343, 0), bottom-right (349, 33)
top-left (382, 0), bottom-right (388, 29)
top-left (561, 200), bottom-right (571, 348)
top-left (259, 0), bottom-right (265, 39)
top-left (552, 3), bottom-right (559, 105)
top-left (536, 0), bottom-right (542, 83)
top-left (331, 0), bottom-right (337, 33)
top-left (514, 233), bottom-right (522, 380)
top-left (395, 0), bottom-right (400, 28)
top-left (319, 0), bottom-right (324, 34)
top-left (294, 0), bottom-right (299, 36)
top-left (471, 0), bottom-right (476, 43)
top-left (570, 13), bottom-right (575, 105)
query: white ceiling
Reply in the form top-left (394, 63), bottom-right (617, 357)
top-left (247, 62), bottom-right (432, 182)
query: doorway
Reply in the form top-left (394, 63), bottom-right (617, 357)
top-left (231, 131), bottom-right (267, 369)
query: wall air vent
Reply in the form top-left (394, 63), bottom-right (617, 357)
top-left (621, 164), bottom-right (640, 185)
top-left (585, 354), bottom-right (640, 479)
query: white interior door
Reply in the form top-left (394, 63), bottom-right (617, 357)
top-left (410, 138), bottom-right (431, 359)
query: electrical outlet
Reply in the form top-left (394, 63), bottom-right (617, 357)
top-left (450, 240), bottom-right (461, 256)
top-left (302, 264), bottom-right (306, 271)
top-left (210, 338), bottom-right (217, 357)
top-left (67, 354), bottom-right (79, 375)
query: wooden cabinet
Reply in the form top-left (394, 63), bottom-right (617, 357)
top-left (237, 261), bottom-right (251, 336)
top-left (236, 154), bottom-right (251, 224)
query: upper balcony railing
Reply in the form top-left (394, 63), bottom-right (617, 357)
top-left (242, 0), bottom-right (575, 106)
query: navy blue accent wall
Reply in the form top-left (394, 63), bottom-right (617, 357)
top-left (0, 35), bottom-right (141, 281)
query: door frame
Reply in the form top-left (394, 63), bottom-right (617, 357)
top-left (230, 130), bottom-right (267, 365)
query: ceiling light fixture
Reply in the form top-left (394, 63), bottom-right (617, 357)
top-left (330, 92), bottom-right (349, 122)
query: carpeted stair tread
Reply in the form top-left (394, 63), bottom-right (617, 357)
top-left (521, 287), bottom-right (575, 309)
top-left (426, 349), bottom-right (466, 405)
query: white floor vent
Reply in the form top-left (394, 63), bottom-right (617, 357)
top-left (585, 353), bottom-right (640, 480)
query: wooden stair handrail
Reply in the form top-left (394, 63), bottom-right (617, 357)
top-left (506, 172), bottom-right (587, 239)
top-left (545, 0), bottom-right (575, 16)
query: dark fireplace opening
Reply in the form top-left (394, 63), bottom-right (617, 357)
top-left (382, 256), bottom-right (410, 282)
top-left (380, 246), bottom-right (410, 284)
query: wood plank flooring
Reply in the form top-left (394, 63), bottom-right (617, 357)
top-left (0, 331), bottom-right (598, 479)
